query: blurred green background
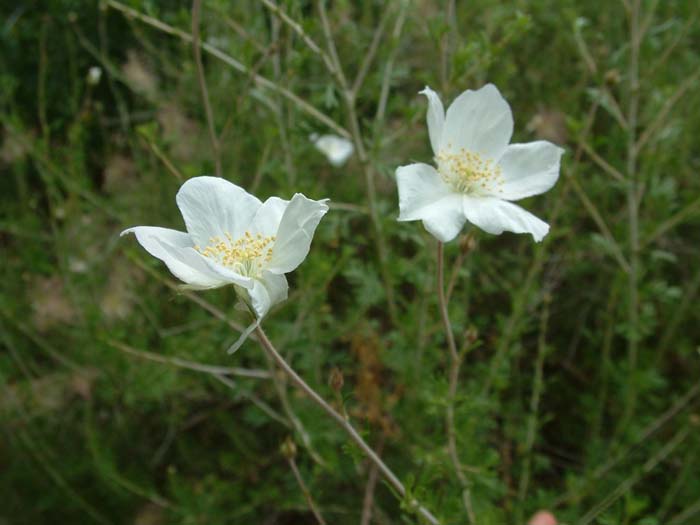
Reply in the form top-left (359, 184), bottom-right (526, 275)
top-left (1, 1), bottom-right (699, 524)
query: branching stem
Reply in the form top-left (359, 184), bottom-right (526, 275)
top-left (253, 326), bottom-right (441, 525)
top-left (436, 242), bottom-right (475, 524)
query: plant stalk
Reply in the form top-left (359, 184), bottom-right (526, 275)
top-left (253, 326), bottom-right (441, 525)
top-left (437, 242), bottom-right (475, 524)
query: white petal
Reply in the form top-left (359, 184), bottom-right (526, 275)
top-left (462, 196), bottom-right (550, 242)
top-left (442, 84), bottom-right (513, 161)
top-left (267, 194), bottom-right (329, 274)
top-left (249, 196), bottom-right (289, 237)
top-left (496, 141), bottom-right (564, 200)
top-left (247, 272), bottom-right (288, 318)
top-left (396, 163), bottom-right (452, 221)
top-left (175, 176), bottom-right (262, 247)
top-left (313, 134), bottom-right (354, 166)
top-left (420, 194), bottom-right (467, 243)
top-left (121, 226), bottom-right (229, 289)
top-left (419, 86), bottom-right (445, 155)
top-left (261, 271), bottom-right (289, 310)
top-left (247, 281), bottom-right (271, 319)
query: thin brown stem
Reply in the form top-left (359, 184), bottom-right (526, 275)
top-left (107, 339), bottom-right (270, 379)
top-left (360, 437), bottom-right (385, 525)
top-left (374, 3), bottom-right (407, 127)
top-left (254, 326), bottom-right (441, 525)
top-left (635, 68), bottom-right (700, 153)
top-left (128, 255), bottom-right (327, 465)
top-left (578, 139), bottom-right (626, 183)
top-left (437, 242), bottom-right (475, 524)
top-left (287, 455), bottom-right (327, 525)
top-left (351, 6), bottom-right (392, 97)
top-left (141, 137), bottom-right (184, 181)
top-left (641, 193), bottom-right (700, 249)
top-left (191, 0), bottom-right (222, 177)
top-left (568, 173), bottom-right (630, 273)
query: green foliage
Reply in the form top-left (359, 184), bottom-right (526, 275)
top-left (1, 1), bottom-right (700, 524)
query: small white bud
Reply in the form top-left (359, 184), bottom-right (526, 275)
top-left (311, 134), bottom-right (354, 167)
top-left (87, 66), bottom-right (102, 86)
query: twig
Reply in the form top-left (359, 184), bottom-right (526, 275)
top-left (573, 18), bottom-right (598, 75)
top-left (127, 254), bottom-right (327, 465)
top-left (351, 5), bottom-right (392, 97)
top-left (260, 0), bottom-right (335, 74)
top-left (647, 13), bottom-right (698, 77)
top-left (191, 0), bottom-right (222, 177)
top-left (210, 373), bottom-right (290, 428)
top-left (635, 68), bottom-right (700, 153)
top-left (140, 137), bottom-right (184, 181)
top-left (360, 437), bottom-right (385, 525)
top-left (106, 338), bottom-right (270, 379)
top-left (568, 172), bottom-right (630, 273)
top-left (287, 453), bottom-right (327, 525)
top-left (106, 0), bottom-right (350, 138)
top-left (219, 10), bottom-right (266, 53)
top-left (254, 326), bottom-right (442, 525)
top-left (316, 1), bottom-right (348, 88)
top-left (578, 139), bottom-right (626, 183)
top-left (642, 193), bottom-right (700, 248)
top-left (437, 242), bottom-right (476, 524)
top-left (374, 2), bottom-right (407, 127)
top-left (638, 0), bottom-right (661, 40)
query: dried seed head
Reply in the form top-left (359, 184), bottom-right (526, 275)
top-left (280, 436), bottom-right (297, 459)
top-left (328, 367), bottom-right (344, 392)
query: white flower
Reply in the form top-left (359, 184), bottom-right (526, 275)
top-left (396, 84), bottom-right (564, 243)
top-left (121, 176), bottom-right (329, 320)
top-left (87, 66), bottom-right (102, 86)
top-left (312, 134), bottom-right (354, 167)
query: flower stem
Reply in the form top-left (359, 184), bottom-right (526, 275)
top-left (253, 326), bottom-right (441, 525)
top-left (436, 241), bottom-right (476, 524)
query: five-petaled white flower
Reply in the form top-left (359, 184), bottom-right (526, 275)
top-left (122, 176), bottom-right (329, 320)
top-left (396, 84), bottom-right (564, 242)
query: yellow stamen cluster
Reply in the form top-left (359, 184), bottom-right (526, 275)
top-left (436, 147), bottom-right (503, 195)
top-left (196, 231), bottom-right (275, 276)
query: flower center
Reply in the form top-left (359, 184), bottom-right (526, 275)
top-left (436, 147), bottom-right (503, 195)
top-left (196, 231), bottom-right (275, 277)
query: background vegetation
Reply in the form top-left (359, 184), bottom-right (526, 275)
top-left (1, 1), bottom-right (699, 524)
